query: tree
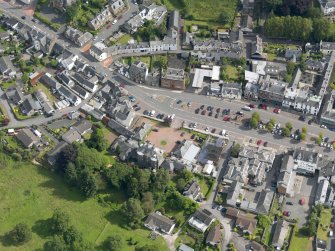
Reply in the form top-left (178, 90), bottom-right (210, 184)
top-left (50, 209), bottom-right (70, 234)
top-left (75, 144), bottom-right (108, 171)
top-left (86, 128), bottom-right (109, 152)
top-left (282, 127), bottom-right (290, 137)
top-left (300, 132), bottom-right (306, 141)
top-left (250, 118), bottom-right (259, 129)
top-left (62, 225), bottom-right (82, 246)
top-left (151, 168), bottom-right (170, 194)
top-left (285, 122), bottom-right (293, 131)
top-left (312, 18), bottom-right (330, 41)
top-left (104, 162), bottom-right (134, 189)
top-left (126, 168), bottom-right (151, 198)
top-left (267, 122), bottom-right (274, 131)
top-left (176, 178), bottom-right (186, 192)
top-left (121, 198), bottom-right (145, 224)
top-left (78, 170), bottom-right (98, 197)
top-left (316, 137), bottom-right (322, 145)
top-left (7, 223), bottom-right (32, 245)
top-left (319, 132), bottom-right (324, 140)
top-left (306, 6), bottom-right (322, 18)
top-left (219, 10), bottom-right (233, 25)
top-left (50, 59), bottom-right (58, 68)
top-left (257, 215), bottom-right (271, 229)
top-left (286, 62), bottom-right (295, 75)
top-left (302, 127), bottom-right (307, 134)
top-left (141, 192), bottom-right (155, 214)
top-left (104, 234), bottom-right (122, 251)
top-left (64, 162), bottom-right (78, 186)
top-left (231, 143), bottom-right (241, 157)
top-left (153, 56), bottom-right (167, 71)
top-left (44, 235), bottom-right (68, 251)
top-left (21, 73), bottom-right (29, 84)
top-left (57, 144), bottom-right (78, 172)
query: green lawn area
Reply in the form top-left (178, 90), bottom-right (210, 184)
top-left (224, 65), bottom-right (239, 81)
top-left (0, 163), bottom-right (169, 250)
top-left (174, 234), bottom-right (196, 248)
top-left (1, 81), bottom-right (17, 91)
top-left (184, 19), bottom-right (224, 29)
top-left (288, 228), bottom-right (312, 251)
top-left (196, 176), bottom-right (213, 199)
top-left (31, 82), bottom-right (57, 102)
top-left (116, 34), bottom-right (133, 45)
top-left (155, 0), bottom-right (237, 24)
top-left (138, 56), bottom-right (151, 66)
top-left (317, 208), bottom-right (332, 241)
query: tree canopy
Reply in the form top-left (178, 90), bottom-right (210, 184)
top-left (7, 223), bottom-right (32, 245)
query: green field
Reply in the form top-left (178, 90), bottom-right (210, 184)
top-left (317, 208), bottom-right (332, 241)
top-left (155, 0), bottom-right (237, 25)
top-left (0, 163), bottom-right (169, 250)
top-left (288, 228), bottom-right (312, 251)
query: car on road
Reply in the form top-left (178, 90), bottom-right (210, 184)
top-left (177, 100), bottom-right (182, 104)
top-left (286, 202), bottom-right (294, 205)
top-left (248, 104), bottom-right (255, 108)
top-left (242, 106), bottom-right (252, 111)
top-left (273, 107), bottom-right (281, 114)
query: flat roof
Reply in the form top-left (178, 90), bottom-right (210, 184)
top-left (192, 68), bottom-right (212, 88)
top-left (212, 66), bottom-right (220, 81)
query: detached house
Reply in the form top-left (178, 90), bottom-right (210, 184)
top-left (0, 56), bottom-right (17, 79)
top-left (89, 42), bottom-right (109, 62)
top-left (144, 212), bottom-right (175, 235)
top-left (235, 215), bottom-right (257, 235)
top-left (206, 225), bottom-right (222, 247)
top-left (16, 128), bottom-right (40, 148)
top-left (183, 180), bottom-right (201, 201)
top-left (188, 209), bottom-right (215, 233)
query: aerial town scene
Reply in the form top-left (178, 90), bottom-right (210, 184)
top-left (2, 0), bottom-right (335, 251)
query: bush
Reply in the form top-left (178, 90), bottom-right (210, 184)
top-left (7, 223), bottom-right (32, 245)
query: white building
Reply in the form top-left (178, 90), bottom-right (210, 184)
top-left (89, 42), bottom-right (108, 62)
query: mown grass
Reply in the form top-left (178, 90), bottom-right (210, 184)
top-left (317, 208), bottom-right (332, 241)
top-left (0, 163), bottom-right (168, 250)
top-left (288, 228), bottom-right (312, 251)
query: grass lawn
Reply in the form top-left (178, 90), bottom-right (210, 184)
top-left (155, 0), bottom-right (237, 24)
top-left (116, 34), bottom-right (133, 45)
top-left (0, 164), bottom-right (169, 250)
top-left (288, 228), bottom-right (312, 251)
top-left (224, 65), bottom-right (239, 81)
top-left (138, 56), bottom-right (151, 66)
top-left (31, 83), bottom-right (57, 103)
top-left (184, 19), bottom-right (225, 29)
top-left (317, 208), bottom-right (332, 241)
top-left (1, 81), bottom-right (17, 91)
top-left (174, 234), bottom-right (196, 248)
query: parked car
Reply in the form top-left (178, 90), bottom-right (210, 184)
top-left (205, 127), bottom-right (209, 132)
top-left (259, 103), bottom-right (267, 110)
top-left (187, 102), bottom-right (192, 107)
top-left (242, 106), bottom-right (252, 111)
top-left (211, 128), bottom-right (216, 133)
top-left (135, 107), bottom-right (141, 111)
top-left (195, 108), bottom-right (200, 114)
top-left (273, 107), bottom-right (281, 114)
top-left (201, 110), bottom-right (206, 115)
top-left (236, 111), bottom-right (244, 116)
top-left (177, 100), bottom-right (182, 104)
top-left (286, 202), bottom-right (294, 205)
top-left (216, 108), bottom-right (221, 113)
top-left (321, 124), bottom-right (327, 128)
top-left (283, 211), bottom-right (291, 217)
top-left (299, 115), bottom-right (306, 121)
top-left (200, 104), bottom-right (205, 109)
top-left (215, 113), bottom-right (219, 118)
top-left (208, 112), bottom-right (213, 116)
top-left (257, 139), bottom-right (262, 145)
top-left (299, 198), bottom-right (305, 205)
top-left (249, 104), bottom-right (256, 108)
top-left (223, 116), bottom-right (230, 121)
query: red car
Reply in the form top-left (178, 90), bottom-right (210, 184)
top-left (273, 107), bottom-right (281, 114)
top-left (257, 139), bottom-right (262, 145)
top-left (283, 211), bottom-right (291, 217)
top-left (259, 104), bottom-right (267, 110)
top-left (249, 104), bottom-right (255, 108)
top-left (299, 198), bottom-right (305, 205)
top-left (223, 116), bottom-right (230, 121)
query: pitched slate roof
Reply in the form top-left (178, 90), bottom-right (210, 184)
top-left (144, 212), bottom-right (175, 233)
